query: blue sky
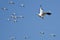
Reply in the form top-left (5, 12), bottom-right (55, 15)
top-left (0, 0), bottom-right (60, 40)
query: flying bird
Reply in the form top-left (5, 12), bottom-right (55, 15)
top-left (1, 7), bottom-right (8, 11)
top-left (20, 4), bottom-right (24, 7)
top-left (50, 34), bottom-right (56, 37)
top-left (37, 5), bottom-right (51, 19)
top-left (10, 36), bottom-right (16, 40)
top-left (8, 1), bottom-right (15, 4)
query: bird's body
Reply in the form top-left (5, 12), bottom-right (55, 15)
top-left (37, 5), bottom-right (51, 19)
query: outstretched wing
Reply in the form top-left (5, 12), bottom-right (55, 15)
top-left (46, 12), bottom-right (51, 15)
top-left (40, 7), bottom-right (43, 14)
top-left (44, 12), bottom-right (51, 15)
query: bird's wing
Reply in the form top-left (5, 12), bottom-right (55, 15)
top-left (44, 12), bottom-right (51, 15)
top-left (39, 7), bottom-right (44, 15)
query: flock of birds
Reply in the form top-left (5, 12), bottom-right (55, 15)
top-left (1, 5), bottom-right (52, 23)
top-left (8, 12), bottom-right (24, 23)
top-left (1, 1), bottom-right (52, 23)
top-left (1, 1), bottom-right (24, 23)
top-left (0, 0), bottom-right (56, 40)
top-left (10, 32), bottom-right (56, 40)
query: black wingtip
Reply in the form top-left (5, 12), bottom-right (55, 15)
top-left (46, 13), bottom-right (51, 15)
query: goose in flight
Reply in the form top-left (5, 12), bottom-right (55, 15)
top-left (37, 5), bottom-right (51, 19)
top-left (8, 1), bottom-right (15, 4)
top-left (20, 4), bottom-right (24, 7)
top-left (1, 7), bottom-right (8, 11)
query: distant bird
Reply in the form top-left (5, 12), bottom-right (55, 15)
top-left (8, 18), bottom-right (10, 21)
top-left (40, 32), bottom-right (45, 40)
top-left (24, 36), bottom-right (27, 39)
top-left (1, 7), bottom-right (8, 11)
top-left (24, 35), bottom-right (29, 39)
top-left (10, 36), bottom-right (16, 40)
top-left (40, 32), bottom-right (44, 37)
top-left (20, 4), bottom-right (24, 7)
top-left (40, 32), bottom-right (45, 35)
top-left (48, 34), bottom-right (56, 40)
top-left (8, 1), bottom-right (15, 4)
top-left (13, 19), bottom-right (17, 23)
top-left (50, 34), bottom-right (56, 37)
top-left (37, 5), bottom-right (51, 19)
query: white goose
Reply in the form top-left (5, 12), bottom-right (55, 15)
top-left (9, 1), bottom-right (15, 4)
top-left (37, 5), bottom-right (51, 19)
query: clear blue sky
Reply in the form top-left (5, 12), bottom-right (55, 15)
top-left (0, 0), bottom-right (60, 40)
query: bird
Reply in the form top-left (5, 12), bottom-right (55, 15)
top-left (10, 36), bottom-right (16, 40)
top-left (1, 7), bottom-right (8, 11)
top-left (20, 4), bottom-right (24, 7)
top-left (8, 1), bottom-right (15, 4)
top-left (37, 5), bottom-right (51, 19)
top-left (13, 19), bottom-right (17, 23)
top-left (40, 32), bottom-right (45, 35)
top-left (50, 34), bottom-right (56, 37)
